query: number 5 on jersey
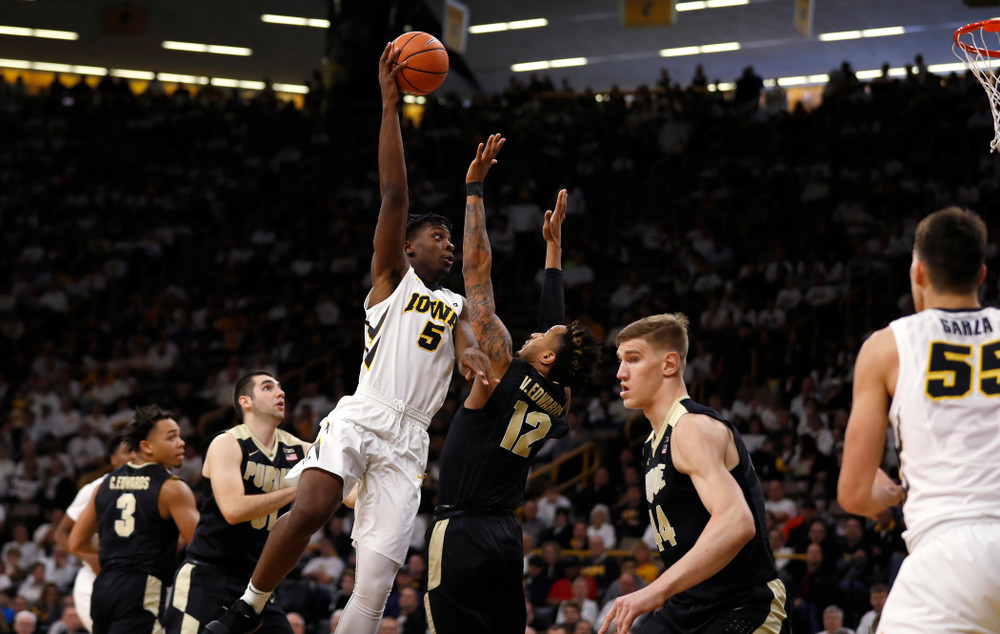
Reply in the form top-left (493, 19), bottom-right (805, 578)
top-left (925, 340), bottom-right (1000, 399)
top-left (417, 321), bottom-right (445, 352)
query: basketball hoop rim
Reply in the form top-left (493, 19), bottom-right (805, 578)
top-left (955, 19), bottom-right (1000, 58)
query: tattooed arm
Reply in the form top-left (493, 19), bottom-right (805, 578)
top-left (462, 134), bottom-right (511, 407)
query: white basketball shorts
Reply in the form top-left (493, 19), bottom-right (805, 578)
top-left (285, 390), bottom-right (431, 565)
top-left (879, 520), bottom-right (1000, 633)
top-left (73, 563), bottom-right (97, 632)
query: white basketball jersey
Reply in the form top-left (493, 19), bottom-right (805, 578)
top-left (358, 266), bottom-right (464, 416)
top-left (67, 475), bottom-right (106, 574)
top-left (888, 307), bottom-right (1000, 551)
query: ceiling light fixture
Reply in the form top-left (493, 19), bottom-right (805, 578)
top-left (660, 42), bottom-right (740, 57)
top-left (676, 0), bottom-right (749, 11)
top-left (510, 57), bottom-right (586, 72)
top-left (469, 18), bottom-right (548, 34)
top-left (0, 25), bottom-right (78, 40)
top-left (260, 14), bottom-right (330, 28)
top-left (819, 26), bottom-right (905, 42)
top-left (162, 41), bottom-right (252, 56)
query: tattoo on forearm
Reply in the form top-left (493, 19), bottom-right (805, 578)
top-left (466, 280), bottom-right (510, 362)
top-left (464, 200), bottom-right (510, 363)
top-left (464, 201), bottom-right (491, 257)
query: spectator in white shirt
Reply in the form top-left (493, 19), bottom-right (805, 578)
top-left (854, 584), bottom-right (888, 634)
top-left (47, 399), bottom-right (82, 442)
top-left (763, 480), bottom-right (798, 530)
top-left (44, 547), bottom-right (78, 594)
top-left (16, 562), bottom-right (46, 604)
top-left (146, 334), bottom-right (179, 376)
top-left (294, 383), bottom-right (334, 421)
top-left (587, 504), bottom-right (616, 550)
top-left (775, 277), bottom-right (802, 313)
top-left (66, 423), bottom-right (106, 473)
top-left (537, 483), bottom-right (573, 529)
top-left (302, 538), bottom-right (346, 592)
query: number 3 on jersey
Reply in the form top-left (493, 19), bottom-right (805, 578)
top-left (115, 493), bottom-right (136, 538)
top-left (500, 401), bottom-right (552, 458)
top-left (925, 340), bottom-right (1000, 399)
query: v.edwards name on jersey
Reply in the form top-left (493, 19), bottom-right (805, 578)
top-left (518, 376), bottom-right (564, 418)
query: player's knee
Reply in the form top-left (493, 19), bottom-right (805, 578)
top-left (351, 576), bottom-right (393, 618)
top-left (288, 496), bottom-right (338, 533)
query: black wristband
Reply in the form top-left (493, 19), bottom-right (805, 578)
top-left (466, 181), bottom-right (484, 198)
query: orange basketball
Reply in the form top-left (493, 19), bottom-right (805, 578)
top-left (391, 31), bottom-right (449, 96)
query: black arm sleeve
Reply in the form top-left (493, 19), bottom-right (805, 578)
top-left (537, 268), bottom-right (565, 331)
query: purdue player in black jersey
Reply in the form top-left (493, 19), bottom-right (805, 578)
top-left (600, 314), bottom-right (787, 634)
top-left (68, 405), bottom-right (199, 634)
top-left (424, 135), bottom-right (601, 634)
top-left (164, 371), bottom-right (306, 634)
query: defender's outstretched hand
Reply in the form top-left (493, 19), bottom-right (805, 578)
top-left (543, 189), bottom-right (568, 247)
top-left (458, 348), bottom-right (499, 386)
top-left (466, 133), bottom-right (506, 184)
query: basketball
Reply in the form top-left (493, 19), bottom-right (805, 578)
top-left (391, 31), bottom-right (449, 96)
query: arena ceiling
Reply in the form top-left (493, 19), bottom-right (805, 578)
top-left (1, 0), bottom-right (998, 95)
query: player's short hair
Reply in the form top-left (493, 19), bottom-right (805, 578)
top-left (914, 207), bottom-right (987, 294)
top-left (615, 312), bottom-right (690, 367)
top-left (405, 213), bottom-right (452, 240)
top-left (123, 405), bottom-right (171, 452)
top-left (548, 321), bottom-right (601, 387)
top-left (233, 371), bottom-right (277, 420)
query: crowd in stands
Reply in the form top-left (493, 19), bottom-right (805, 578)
top-left (0, 51), bottom-right (997, 632)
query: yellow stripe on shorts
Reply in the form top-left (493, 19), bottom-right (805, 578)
top-left (426, 519), bottom-right (449, 592)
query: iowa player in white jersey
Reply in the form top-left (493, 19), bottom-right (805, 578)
top-left (164, 372), bottom-right (306, 633)
top-left (839, 207), bottom-right (1000, 633)
top-left (53, 433), bottom-right (133, 633)
top-left (602, 314), bottom-right (786, 634)
top-left (68, 405), bottom-right (199, 634)
top-left (424, 137), bottom-right (601, 633)
top-left (206, 44), bottom-right (494, 634)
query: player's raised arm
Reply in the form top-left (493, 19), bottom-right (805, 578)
top-left (370, 42), bottom-right (410, 306)
top-left (538, 189), bottom-right (568, 331)
top-left (462, 133), bottom-right (512, 378)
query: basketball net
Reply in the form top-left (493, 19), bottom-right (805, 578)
top-left (955, 20), bottom-right (1000, 153)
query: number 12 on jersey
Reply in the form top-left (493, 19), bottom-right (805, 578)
top-left (500, 401), bottom-right (552, 458)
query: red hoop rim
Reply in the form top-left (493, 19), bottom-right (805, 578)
top-left (955, 19), bottom-right (1000, 58)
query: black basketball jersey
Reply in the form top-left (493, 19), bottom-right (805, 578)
top-left (437, 358), bottom-right (568, 508)
top-left (643, 398), bottom-right (776, 602)
top-left (185, 425), bottom-right (304, 577)
top-left (95, 462), bottom-right (179, 582)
